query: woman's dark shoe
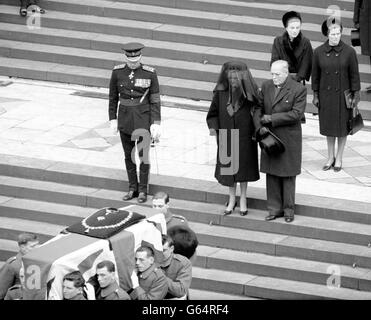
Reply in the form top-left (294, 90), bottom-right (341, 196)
top-left (223, 201), bottom-right (237, 216)
top-left (239, 210), bottom-right (248, 216)
top-left (322, 158), bottom-right (335, 171)
top-left (333, 162), bottom-right (342, 172)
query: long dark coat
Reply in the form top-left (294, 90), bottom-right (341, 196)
top-left (312, 40), bottom-right (361, 137)
top-left (207, 90), bottom-right (260, 186)
top-left (253, 77), bottom-right (307, 177)
top-left (271, 32), bottom-right (313, 82)
top-left (354, 0), bottom-right (371, 56)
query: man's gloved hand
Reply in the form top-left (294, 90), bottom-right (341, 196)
top-left (150, 123), bottom-right (161, 142)
top-left (130, 270), bottom-right (139, 289)
top-left (312, 92), bottom-right (319, 108)
top-left (260, 115), bottom-right (272, 124)
top-left (354, 22), bottom-right (360, 29)
top-left (110, 119), bottom-right (118, 135)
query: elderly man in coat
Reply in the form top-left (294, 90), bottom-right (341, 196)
top-left (353, 0), bottom-right (371, 92)
top-left (253, 60), bottom-right (307, 223)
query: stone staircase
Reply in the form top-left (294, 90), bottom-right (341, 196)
top-left (0, 0), bottom-right (371, 118)
top-left (1, 154), bottom-right (371, 299)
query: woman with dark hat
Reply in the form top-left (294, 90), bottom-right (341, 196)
top-left (312, 17), bottom-right (361, 172)
top-left (271, 11), bottom-right (313, 84)
top-left (206, 61), bottom-right (260, 216)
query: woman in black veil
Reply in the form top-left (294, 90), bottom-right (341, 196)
top-left (207, 61), bottom-right (260, 216)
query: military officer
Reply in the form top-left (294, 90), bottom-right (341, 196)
top-left (109, 42), bottom-right (161, 204)
top-left (152, 191), bottom-right (188, 229)
top-left (129, 246), bottom-right (168, 300)
top-left (160, 235), bottom-right (192, 299)
top-left (0, 233), bottom-right (39, 299)
top-left (96, 260), bottom-right (130, 300)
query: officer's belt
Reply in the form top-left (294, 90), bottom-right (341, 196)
top-left (120, 97), bottom-right (149, 106)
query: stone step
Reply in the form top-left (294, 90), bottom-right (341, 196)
top-left (196, 245), bottom-right (371, 292)
top-left (188, 288), bottom-right (257, 300)
top-left (0, 0), bottom-right (354, 43)
top-left (0, 56), bottom-right (212, 100)
top-left (1, 56), bottom-right (371, 116)
top-left (0, 5), bottom-right (329, 54)
top-left (1, 155), bottom-right (371, 226)
top-left (191, 266), bottom-right (371, 299)
top-left (190, 221), bottom-right (371, 269)
top-left (1, 184), bottom-right (371, 270)
top-left (1, 21), bottom-right (370, 67)
top-left (101, 0), bottom-right (355, 14)
top-left (1, 39), bottom-right (370, 85)
top-left (2, 195), bottom-right (371, 247)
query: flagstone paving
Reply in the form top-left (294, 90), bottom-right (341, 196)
top-left (0, 77), bottom-right (371, 203)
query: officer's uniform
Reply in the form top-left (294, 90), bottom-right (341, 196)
top-left (160, 253), bottom-right (192, 299)
top-left (0, 253), bottom-right (22, 300)
top-left (166, 211), bottom-right (188, 230)
top-left (4, 284), bottom-right (23, 300)
top-left (108, 42), bottom-right (161, 196)
top-left (129, 264), bottom-right (168, 300)
top-left (97, 281), bottom-right (130, 300)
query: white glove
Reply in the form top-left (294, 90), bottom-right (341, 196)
top-left (110, 119), bottom-right (118, 135)
top-left (150, 123), bottom-right (161, 142)
top-left (130, 270), bottom-right (139, 289)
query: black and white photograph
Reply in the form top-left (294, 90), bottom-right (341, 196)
top-left (0, 0), bottom-right (371, 311)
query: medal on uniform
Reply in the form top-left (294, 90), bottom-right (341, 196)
top-left (129, 70), bottom-right (134, 79)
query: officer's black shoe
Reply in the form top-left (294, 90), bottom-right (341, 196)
top-left (137, 192), bottom-right (147, 203)
top-left (285, 216), bottom-right (294, 223)
top-left (122, 190), bottom-right (138, 201)
top-left (265, 214), bottom-right (284, 221)
top-left (20, 8), bottom-right (27, 16)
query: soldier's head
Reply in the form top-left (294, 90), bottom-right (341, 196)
top-left (63, 271), bottom-right (85, 300)
top-left (135, 245), bottom-right (155, 273)
top-left (161, 234), bottom-right (175, 261)
top-left (96, 260), bottom-right (116, 289)
top-left (17, 233), bottom-right (39, 256)
top-left (152, 191), bottom-right (170, 216)
top-left (271, 60), bottom-right (289, 86)
top-left (122, 42), bottom-right (144, 69)
top-left (167, 225), bottom-right (198, 263)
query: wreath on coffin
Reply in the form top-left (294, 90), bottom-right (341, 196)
top-left (67, 207), bottom-right (145, 239)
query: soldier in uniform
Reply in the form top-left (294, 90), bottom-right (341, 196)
top-left (152, 191), bottom-right (188, 229)
top-left (0, 233), bottom-right (39, 299)
top-left (109, 42), bottom-right (161, 204)
top-left (129, 246), bottom-right (168, 300)
top-left (95, 260), bottom-right (130, 300)
top-left (160, 235), bottom-right (192, 299)
top-left (62, 271), bottom-right (87, 300)
top-left (4, 266), bottom-right (24, 300)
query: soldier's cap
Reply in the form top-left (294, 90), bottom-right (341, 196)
top-left (122, 42), bottom-right (144, 57)
top-left (282, 11), bottom-right (302, 27)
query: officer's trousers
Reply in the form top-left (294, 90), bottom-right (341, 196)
top-left (120, 131), bottom-right (150, 193)
top-left (266, 174), bottom-right (296, 218)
